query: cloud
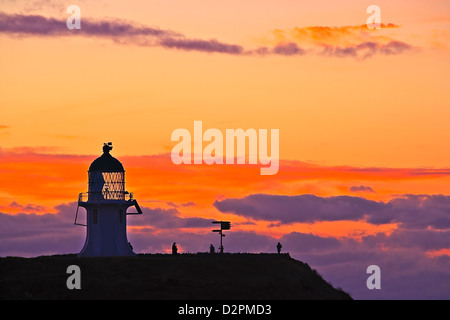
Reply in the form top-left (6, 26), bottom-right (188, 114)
top-left (366, 194), bottom-right (450, 229)
top-left (350, 185), bottom-right (376, 193)
top-left (386, 228), bottom-right (450, 251)
top-left (181, 201), bottom-right (196, 207)
top-left (0, 125), bottom-right (9, 136)
top-left (0, 12), bottom-right (175, 38)
top-left (214, 193), bottom-right (450, 230)
top-left (0, 202), bottom-right (211, 257)
top-left (320, 40), bottom-right (414, 59)
top-left (0, 203), bottom-right (84, 256)
top-left (0, 12), bottom-right (246, 55)
top-left (271, 42), bottom-right (305, 56)
top-left (214, 194), bottom-right (384, 224)
top-left (0, 12), bottom-right (412, 58)
top-left (280, 232), bottom-right (341, 253)
top-left (0, 201), bottom-right (47, 213)
top-left (127, 206), bottom-right (212, 229)
top-left (159, 37), bottom-right (244, 54)
top-left (272, 24), bottom-right (400, 46)
top-left (267, 23), bottom-right (414, 59)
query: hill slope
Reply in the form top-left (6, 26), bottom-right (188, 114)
top-left (0, 253), bottom-right (351, 300)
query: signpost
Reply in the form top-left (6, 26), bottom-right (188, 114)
top-left (212, 221), bottom-right (231, 253)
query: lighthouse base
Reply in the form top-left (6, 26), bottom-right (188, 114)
top-left (78, 201), bottom-right (137, 257)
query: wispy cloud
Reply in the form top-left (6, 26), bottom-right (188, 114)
top-left (265, 23), bottom-right (415, 59)
top-left (159, 37), bottom-right (243, 54)
top-left (0, 201), bottom-right (47, 214)
top-left (271, 24), bottom-right (401, 46)
top-left (350, 185), bottom-right (376, 193)
top-left (320, 40), bottom-right (413, 59)
top-left (0, 12), bottom-right (176, 37)
top-left (0, 12), bottom-right (413, 58)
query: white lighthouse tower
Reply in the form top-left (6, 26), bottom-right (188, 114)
top-left (75, 143), bottom-right (142, 257)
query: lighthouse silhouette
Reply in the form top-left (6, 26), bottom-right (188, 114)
top-left (75, 143), bottom-right (142, 257)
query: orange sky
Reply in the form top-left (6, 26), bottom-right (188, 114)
top-left (0, 0), bottom-right (449, 241)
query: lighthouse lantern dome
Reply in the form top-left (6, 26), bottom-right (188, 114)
top-left (87, 142), bottom-right (126, 201)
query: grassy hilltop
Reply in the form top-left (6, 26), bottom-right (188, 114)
top-left (0, 253), bottom-right (352, 300)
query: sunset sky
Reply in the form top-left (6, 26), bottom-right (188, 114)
top-left (0, 0), bottom-right (449, 299)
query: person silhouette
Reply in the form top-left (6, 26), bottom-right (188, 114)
top-left (277, 242), bottom-right (282, 254)
top-left (172, 242), bottom-right (178, 255)
top-left (210, 244), bottom-right (215, 254)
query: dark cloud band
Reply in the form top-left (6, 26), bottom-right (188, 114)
top-left (214, 194), bottom-right (450, 229)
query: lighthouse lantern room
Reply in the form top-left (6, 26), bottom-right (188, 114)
top-left (75, 143), bottom-right (142, 257)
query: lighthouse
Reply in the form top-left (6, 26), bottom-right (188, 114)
top-left (75, 143), bottom-right (142, 257)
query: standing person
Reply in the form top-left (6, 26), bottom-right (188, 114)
top-left (172, 242), bottom-right (178, 255)
top-left (276, 242), bottom-right (282, 254)
top-left (210, 244), bottom-right (215, 254)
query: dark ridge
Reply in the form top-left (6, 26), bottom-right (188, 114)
top-left (0, 253), bottom-right (352, 300)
